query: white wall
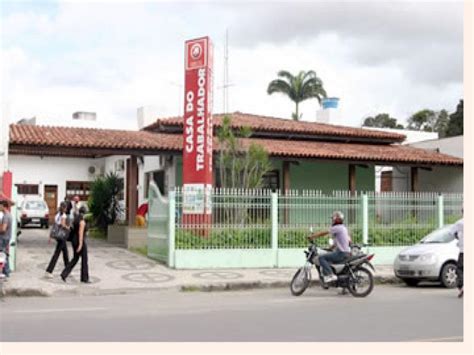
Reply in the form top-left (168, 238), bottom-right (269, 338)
top-left (410, 136), bottom-right (463, 159)
top-left (361, 127), bottom-right (438, 144)
top-left (392, 165), bottom-right (463, 193)
top-left (139, 154), bottom-right (177, 204)
top-left (10, 152), bottom-right (179, 213)
top-left (9, 155), bottom-right (105, 204)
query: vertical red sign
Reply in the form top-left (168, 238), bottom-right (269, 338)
top-left (182, 37), bottom-right (213, 224)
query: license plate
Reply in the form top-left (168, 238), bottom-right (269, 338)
top-left (399, 265), bottom-right (410, 271)
top-left (32, 218), bottom-right (40, 223)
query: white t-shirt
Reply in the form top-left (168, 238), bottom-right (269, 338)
top-left (450, 219), bottom-right (463, 253)
top-left (55, 212), bottom-right (67, 225)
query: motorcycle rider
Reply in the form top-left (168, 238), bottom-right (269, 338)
top-left (308, 211), bottom-right (352, 283)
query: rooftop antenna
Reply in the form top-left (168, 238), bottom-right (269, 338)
top-left (217, 29), bottom-right (235, 114)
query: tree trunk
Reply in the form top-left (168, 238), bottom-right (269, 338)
top-left (294, 102), bottom-right (299, 121)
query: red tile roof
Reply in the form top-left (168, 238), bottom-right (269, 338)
top-left (146, 112), bottom-right (406, 143)
top-left (9, 124), bottom-right (462, 166)
top-left (9, 124), bottom-right (177, 151)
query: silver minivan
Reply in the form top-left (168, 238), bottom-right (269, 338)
top-left (393, 225), bottom-right (459, 288)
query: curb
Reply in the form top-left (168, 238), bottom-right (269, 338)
top-left (181, 275), bottom-right (402, 292)
top-left (1, 275), bottom-right (402, 297)
top-left (1, 287), bottom-right (52, 297)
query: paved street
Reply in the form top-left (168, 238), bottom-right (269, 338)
top-left (1, 285), bottom-right (462, 342)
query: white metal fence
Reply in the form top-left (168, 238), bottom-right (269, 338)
top-left (168, 189), bottom-right (463, 250)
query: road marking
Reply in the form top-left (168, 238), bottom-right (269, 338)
top-left (12, 307), bottom-right (107, 314)
top-left (407, 335), bottom-right (463, 342)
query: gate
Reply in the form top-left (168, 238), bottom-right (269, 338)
top-left (147, 182), bottom-right (171, 265)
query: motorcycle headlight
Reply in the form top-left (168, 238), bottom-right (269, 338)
top-left (418, 253), bottom-right (436, 263)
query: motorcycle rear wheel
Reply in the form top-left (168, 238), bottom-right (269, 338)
top-left (290, 267), bottom-right (310, 296)
top-left (347, 267), bottom-right (374, 298)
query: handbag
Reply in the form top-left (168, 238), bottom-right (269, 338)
top-left (50, 223), bottom-right (70, 242)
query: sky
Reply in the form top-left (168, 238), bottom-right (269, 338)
top-left (0, 0), bottom-right (464, 130)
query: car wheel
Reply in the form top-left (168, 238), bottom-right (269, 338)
top-left (440, 263), bottom-right (457, 288)
top-left (402, 278), bottom-right (420, 287)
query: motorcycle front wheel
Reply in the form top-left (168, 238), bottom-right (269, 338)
top-left (290, 267), bottom-right (310, 296)
top-left (347, 267), bottom-right (374, 298)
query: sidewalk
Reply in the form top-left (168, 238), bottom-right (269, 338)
top-left (1, 228), bottom-right (399, 297)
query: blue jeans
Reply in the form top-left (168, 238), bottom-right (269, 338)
top-left (1, 238), bottom-right (10, 277)
top-left (319, 251), bottom-right (349, 276)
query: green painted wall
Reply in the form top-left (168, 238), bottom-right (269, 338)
top-left (175, 156), bottom-right (375, 193)
top-left (289, 161), bottom-right (347, 192)
top-left (355, 165), bottom-right (376, 192)
top-left (288, 161), bottom-right (375, 192)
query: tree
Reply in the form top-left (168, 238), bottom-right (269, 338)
top-left (434, 109), bottom-right (450, 138)
top-left (445, 99), bottom-right (463, 137)
top-left (406, 109), bottom-right (453, 137)
top-left (217, 115), bottom-right (272, 190)
top-left (88, 173), bottom-right (124, 230)
top-left (407, 109), bottom-right (437, 131)
top-left (267, 70), bottom-right (327, 120)
top-left (362, 113), bottom-right (404, 129)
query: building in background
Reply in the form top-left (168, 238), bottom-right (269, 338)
top-left (7, 111), bottom-right (462, 225)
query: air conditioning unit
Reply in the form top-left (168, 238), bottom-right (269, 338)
top-left (88, 165), bottom-right (104, 176)
top-left (88, 166), bottom-right (97, 175)
top-left (115, 160), bottom-right (125, 172)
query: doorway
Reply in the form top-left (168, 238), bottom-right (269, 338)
top-left (44, 185), bottom-right (58, 223)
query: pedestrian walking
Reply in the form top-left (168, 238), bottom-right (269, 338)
top-left (45, 202), bottom-right (70, 278)
top-left (450, 216), bottom-right (463, 298)
top-left (61, 206), bottom-right (89, 283)
top-left (0, 199), bottom-right (14, 279)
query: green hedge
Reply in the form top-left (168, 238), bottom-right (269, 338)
top-left (175, 225), bottom-right (442, 249)
top-left (176, 229), bottom-right (272, 249)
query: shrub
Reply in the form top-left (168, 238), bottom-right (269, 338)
top-left (174, 225), bottom-right (440, 249)
top-left (88, 173), bottom-right (124, 230)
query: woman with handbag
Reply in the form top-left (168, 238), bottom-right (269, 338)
top-left (61, 206), bottom-right (89, 283)
top-left (45, 202), bottom-right (70, 278)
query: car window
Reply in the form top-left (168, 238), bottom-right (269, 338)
top-left (25, 201), bottom-right (47, 210)
top-left (420, 225), bottom-right (454, 244)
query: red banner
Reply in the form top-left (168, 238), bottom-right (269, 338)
top-left (182, 37), bottom-right (213, 223)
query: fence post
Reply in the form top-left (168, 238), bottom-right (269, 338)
top-left (438, 194), bottom-right (444, 229)
top-left (362, 193), bottom-right (369, 245)
top-left (9, 185), bottom-right (18, 271)
top-left (271, 193), bottom-right (278, 267)
top-left (168, 190), bottom-right (176, 268)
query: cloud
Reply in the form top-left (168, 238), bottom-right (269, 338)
top-left (215, 1), bottom-right (463, 85)
top-left (0, 0), bottom-right (463, 131)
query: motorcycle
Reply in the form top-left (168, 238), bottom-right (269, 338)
top-left (290, 231), bottom-right (376, 298)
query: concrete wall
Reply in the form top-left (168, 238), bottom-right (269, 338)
top-left (410, 136), bottom-right (463, 159)
top-left (392, 165), bottom-right (463, 193)
top-left (9, 155), bottom-right (105, 204)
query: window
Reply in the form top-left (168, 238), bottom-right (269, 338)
top-left (262, 170), bottom-right (280, 191)
top-left (16, 184), bottom-right (39, 195)
top-left (65, 181), bottom-right (91, 201)
top-left (25, 201), bottom-right (47, 210)
top-left (117, 178), bottom-right (125, 201)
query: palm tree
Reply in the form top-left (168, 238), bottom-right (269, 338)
top-left (267, 70), bottom-right (327, 120)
